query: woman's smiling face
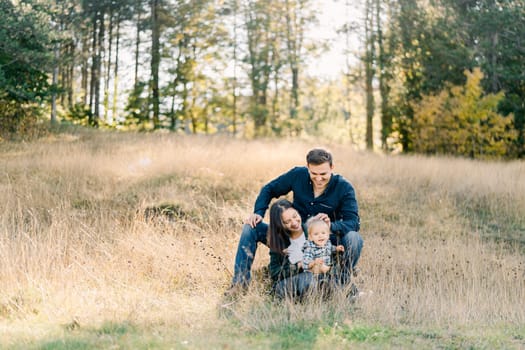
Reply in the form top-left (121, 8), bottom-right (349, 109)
top-left (281, 207), bottom-right (302, 233)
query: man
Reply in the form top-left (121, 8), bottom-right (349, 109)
top-left (227, 148), bottom-right (363, 294)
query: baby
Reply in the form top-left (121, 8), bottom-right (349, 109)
top-left (302, 217), bottom-right (345, 274)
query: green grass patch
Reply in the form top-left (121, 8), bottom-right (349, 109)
top-left (4, 321), bottom-right (524, 350)
top-left (337, 324), bottom-right (396, 342)
top-left (272, 322), bottom-right (320, 349)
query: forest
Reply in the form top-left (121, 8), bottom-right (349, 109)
top-left (1, 0), bottom-right (524, 158)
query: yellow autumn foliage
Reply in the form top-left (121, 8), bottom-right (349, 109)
top-left (411, 68), bottom-right (517, 159)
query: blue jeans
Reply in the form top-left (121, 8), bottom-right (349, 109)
top-left (331, 230), bottom-right (364, 284)
top-left (274, 272), bottom-right (333, 299)
top-left (232, 223), bottom-right (364, 287)
top-left (232, 223), bottom-right (268, 286)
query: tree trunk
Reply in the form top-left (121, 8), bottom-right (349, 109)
top-left (376, 0), bottom-right (391, 150)
top-left (150, 0), bottom-right (161, 129)
top-left (81, 32), bottom-right (89, 106)
top-left (271, 54), bottom-right (282, 135)
top-left (344, 0), bottom-right (355, 144)
top-left (490, 32), bottom-right (499, 92)
top-left (284, 0), bottom-right (304, 134)
top-left (169, 39), bottom-right (185, 131)
top-left (104, 9), bottom-right (113, 121)
top-left (365, 0), bottom-right (375, 150)
top-left (67, 40), bottom-right (75, 109)
top-left (134, 0), bottom-right (142, 88)
top-left (244, 1), bottom-right (272, 136)
top-left (51, 42), bottom-right (58, 125)
top-left (89, 11), bottom-right (98, 126)
top-left (112, 14), bottom-right (121, 123)
top-left (94, 9), bottom-right (104, 127)
top-left (232, 0), bottom-right (238, 135)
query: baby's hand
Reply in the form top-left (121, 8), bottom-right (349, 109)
top-left (310, 264), bottom-right (324, 274)
top-left (336, 245), bottom-right (345, 253)
top-left (314, 258), bottom-right (324, 265)
top-left (320, 264), bottom-right (331, 274)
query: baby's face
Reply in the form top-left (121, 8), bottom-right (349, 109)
top-left (309, 222), bottom-right (330, 246)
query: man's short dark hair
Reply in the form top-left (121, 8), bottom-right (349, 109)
top-left (306, 148), bottom-right (333, 166)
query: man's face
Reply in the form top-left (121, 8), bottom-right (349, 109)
top-left (309, 222), bottom-right (330, 247)
top-left (307, 162), bottom-right (333, 192)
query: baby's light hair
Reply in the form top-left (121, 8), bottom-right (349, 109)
top-left (305, 216), bottom-right (329, 234)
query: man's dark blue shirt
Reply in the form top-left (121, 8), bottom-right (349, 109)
top-left (253, 166), bottom-right (360, 234)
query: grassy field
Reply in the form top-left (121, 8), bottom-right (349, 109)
top-left (0, 129), bottom-right (524, 349)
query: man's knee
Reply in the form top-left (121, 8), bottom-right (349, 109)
top-left (240, 223), bottom-right (256, 238)
top-left (343, 231), bottom-right (363, 251)
top-left (240, 223), bottom-right (268, 245)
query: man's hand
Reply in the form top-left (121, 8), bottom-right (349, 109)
top-left (313, 213), bottom-right (331, 227)
top-left (244, 213), bottom-right (263, 228)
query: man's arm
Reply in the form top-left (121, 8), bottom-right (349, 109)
top-left (330, 183), bottom-right (360, 234)
top-left (252, 167), bottom-right (300, 218)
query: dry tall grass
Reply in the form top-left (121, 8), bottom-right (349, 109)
top-left (0, 130), bottom-right (524, 345)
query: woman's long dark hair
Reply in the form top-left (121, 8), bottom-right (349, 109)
top-left (267, 198), bottom-right (295, 255)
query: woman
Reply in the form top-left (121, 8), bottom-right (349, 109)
top-left (267, 198), bottom-right (333, 299)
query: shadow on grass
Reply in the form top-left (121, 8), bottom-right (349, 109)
top-left (457, 194), bottom-right (525, 251)
top-left (10, 321), bottom-right (162, 350)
